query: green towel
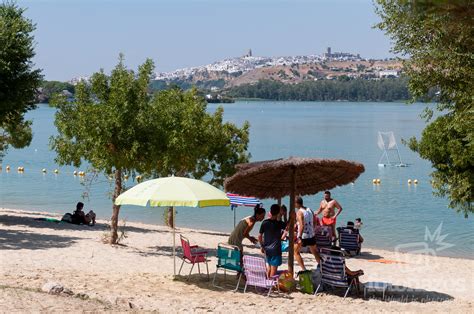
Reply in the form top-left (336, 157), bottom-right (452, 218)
top-left (35, 217), bottom-right (61, 223)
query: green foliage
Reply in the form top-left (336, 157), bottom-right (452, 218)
top-left (0, 2), bottom-right (42, 159)
top-left (228, 78), bottom-right (410, 101)
top-left (39, 80), bottom-right (75, 104)
top-left (376, 0), bottom-right (474, 216)
top-left (51, 56), bottom-right (250, 242)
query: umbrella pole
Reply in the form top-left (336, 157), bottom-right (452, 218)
top-left (172, 206), bottom-right (176, 276)
top-left (288, 168), bottom-right (296, 276)
top-left (233, 205), bottom-right (236, 228)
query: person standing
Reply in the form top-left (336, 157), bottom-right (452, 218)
top-left (294, 196), bottom-right (320, 271)
top-left (316, 191), bottom-right (342, 240)
top-left (228, 204), bottom-right (266, 254)
top-left (258, 204), bottom-right (287, 277)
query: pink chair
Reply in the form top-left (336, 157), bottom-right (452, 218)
top-left (178, 235), bottom-right (209, 280)
top-left (243, 255), bottom-right (279, 296)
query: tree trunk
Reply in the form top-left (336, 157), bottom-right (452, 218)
top-left (167, 206), bottom-right (175, 228)
top-left (110, 169), bottom-right (122, 244)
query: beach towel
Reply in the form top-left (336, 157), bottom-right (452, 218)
top-left (34, 217), bottom-right (61, 223)
top-left (367, 259), bottom-right (407, 264)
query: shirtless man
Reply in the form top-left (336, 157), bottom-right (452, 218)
top-left (315, 191), bottom-right (342, 241)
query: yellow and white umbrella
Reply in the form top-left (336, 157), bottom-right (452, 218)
top-left (115, 176), bottom-right (230, 275)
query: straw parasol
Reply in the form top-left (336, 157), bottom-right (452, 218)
top-left (224, 156), bottom-right (365, 275)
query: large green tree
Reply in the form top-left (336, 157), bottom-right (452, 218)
top-left (0, 2), bottom-right (42, 159)
top-left (51, 56), bottom-right (250, 243)
top-left (376, 0), bottom-right (474, 216)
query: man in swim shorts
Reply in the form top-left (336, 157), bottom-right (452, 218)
top-left (315, 191), bottom-right (342, 241)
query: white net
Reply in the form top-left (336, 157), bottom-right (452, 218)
top-left (377, 131), bottom-right (397, 150)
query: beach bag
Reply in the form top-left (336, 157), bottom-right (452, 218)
top-left (278, 272), bottom-right (296, 293)
top-left (61, 213), bottom-right (73, 223)
top-left (281, 239), bottom-right (289, 252)
top-left (297, 270), bottom-right (314, 294)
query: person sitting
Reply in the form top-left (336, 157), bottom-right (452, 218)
top-left (258, 204), bottom-right (287, 277)
top-left (344, 221), bottom-right (364, 243)
top-left (228, 204), bottom-right (266, 255)
top-left (71, 202), bottom-right (96, 226)
top-left (329, 245), bottom-right (364, 278)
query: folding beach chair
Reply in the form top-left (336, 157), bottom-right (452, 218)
top-left (337, 227), bottom-right (361, 256)
top-left (314, 248), bottom-right (362, 298)
top-left (178, 235), bottom-right (209, 280)
top-left (314, 225), bottom-right (333, 250)
top-left (212, 243), bottom-right (243, 291)
top-left (243, 255), bottom-right (279, 297)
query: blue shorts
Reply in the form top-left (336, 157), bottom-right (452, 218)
top-left (266, 255), bottom-right (282, 267)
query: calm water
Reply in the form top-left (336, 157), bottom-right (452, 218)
top-left (1, 102), bottom-right (472, 258)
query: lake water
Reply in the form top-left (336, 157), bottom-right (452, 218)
top-left (1, 102), bottom-right (472, 259)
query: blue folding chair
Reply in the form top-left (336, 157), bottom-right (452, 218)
top-left (212, 243), bottom-right (243, 291)
top-left (338, 227), bottom-right (361, 256)
top-left (314, 225), bottom-right (333, 250)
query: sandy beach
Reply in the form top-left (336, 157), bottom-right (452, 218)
top-left (0, 208), bottom-right (472, 313)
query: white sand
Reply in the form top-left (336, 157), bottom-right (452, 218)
top-left (0, 208), bottom-right (472, 313)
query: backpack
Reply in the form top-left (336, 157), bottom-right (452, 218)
top-left (61, 213), bottom-right (73, 223)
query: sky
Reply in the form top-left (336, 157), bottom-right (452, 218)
top-left (18, 0), bottom-right (394, 81)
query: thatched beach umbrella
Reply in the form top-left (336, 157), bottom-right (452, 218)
top-left (224, 156), bottom-right (365, 275)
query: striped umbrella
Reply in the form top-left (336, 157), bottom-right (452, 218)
top-left (226, 193), bottom-right (262, 227)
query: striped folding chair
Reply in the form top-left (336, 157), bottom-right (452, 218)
top-left (243, 255), bottom-right (279, 297)
top-left (314, 248), bottom-right (361, 298)
top-left (212, 243), bottom-right (243, 291)
top-left (314, 225), bottom-right (333, 249)
top-left (338, 228), bottom-right (361, 256)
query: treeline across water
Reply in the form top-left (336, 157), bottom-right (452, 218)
top-left (227, 78), bottom-right (412, 102)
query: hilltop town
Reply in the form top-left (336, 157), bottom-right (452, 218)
top-left (151, 48), bottom-right (402, 89)
top-left (68, 48), bottom-right (403, 90)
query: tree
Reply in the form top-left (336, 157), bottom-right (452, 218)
top-left (0, 2), bottom-right (42, 159)
top-left (51, 56), bottom-right (250, 243)
top-left (375, 0), bottom-right (474, 216)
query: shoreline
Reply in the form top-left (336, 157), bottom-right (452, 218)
top-left (1, 207), bottom-right (473, 312)
top-left (3, 206), bottom-right (472, 261)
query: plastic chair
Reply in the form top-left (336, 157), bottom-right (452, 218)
top-left (212, 243), bottom-right (242, 291)
top-left (178, 235), bottom-right (209, 280)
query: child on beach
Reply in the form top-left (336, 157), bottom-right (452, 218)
top-left (259, 204), bottom-right (287, 277)
top-left (355, 218), bottom-right (363, 230)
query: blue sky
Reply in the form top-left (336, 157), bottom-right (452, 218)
top-left (18, 0), bottom-right (393, 81)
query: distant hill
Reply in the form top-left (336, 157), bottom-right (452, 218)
top-left (153, 54), bottom-right (403, 89)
